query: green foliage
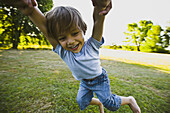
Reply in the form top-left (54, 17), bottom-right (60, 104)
top-left (124, 20), bottom-right (153, 51)
top-left (124, 20), bottom-right (169, 52)
top-left (162, 26), bottom-right (170, 48)
top-left (0, 0), bottom-right (53, 49)
top-left (141, 25), bottom-right (162, 52)
top-left (104, 44), bottom-right (122, 50)
top-left (122, 44), bottom-right (137, 51)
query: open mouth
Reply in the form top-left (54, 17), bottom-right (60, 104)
top-left (70, 44), bottom-right (79, 51)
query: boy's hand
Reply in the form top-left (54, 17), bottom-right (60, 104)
top-left (91, 0), bottom-right (112, 15)
top-left (2, 0), bottom-right (37, 16)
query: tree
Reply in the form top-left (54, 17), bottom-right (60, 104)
top-left (124, 20), bottom-right (153, 51)
top-left (162, 26), bottom-right (170, 48)
top-left (124, 20), bottom-right (169, 52)
top-left (142, 25), bottom-right (163, 52)
top-left (0, 0), bottom-right (53, 49)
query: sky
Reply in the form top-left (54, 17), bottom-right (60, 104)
top-left (52, 0), bottom-right (170, 45)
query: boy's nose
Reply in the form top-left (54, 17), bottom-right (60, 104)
top-left (67, 37), bottom-right (75, 45)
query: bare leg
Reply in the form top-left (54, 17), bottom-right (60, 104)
top-left (120, 96), bottom-right (141, 113)
top-left (90, 98), bottom-right (104, 113)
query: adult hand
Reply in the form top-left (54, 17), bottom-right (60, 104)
top-left (1, 0), bottom-right (37, 7)
top-left (1, 0), bottom-right (37, 16)
top-left (91, 0), bottom-right (112, 15)
top-left (18, 0), bottom-right (37, 16)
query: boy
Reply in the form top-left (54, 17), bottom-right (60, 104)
top-left (3, 0), bottom-right (141, 112)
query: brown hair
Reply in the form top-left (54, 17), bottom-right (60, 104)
top-left (45, 6), bottom-right (87, 40)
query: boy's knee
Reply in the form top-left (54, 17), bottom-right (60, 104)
top-left (102, 94), bottom-right (121, 111)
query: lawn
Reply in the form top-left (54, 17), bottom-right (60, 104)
top-left (0, 50), bottom-right (169, 113)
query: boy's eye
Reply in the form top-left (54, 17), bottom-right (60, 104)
top-left (72, 32), bottom-right (79, 36)
top-left (58, 36), bottom-right (66, 41)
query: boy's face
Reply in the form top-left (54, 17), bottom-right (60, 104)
top-left (58, 28), bottom-right (84, 53)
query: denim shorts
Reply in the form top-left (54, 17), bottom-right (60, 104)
top-left (76, 68), bottom-right (121, 111)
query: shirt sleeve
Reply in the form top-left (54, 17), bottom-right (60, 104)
top-left (53, 44), bottom-right (61, 54)
top-left (53, 44), bottom-right (66, 58)
top-left (87, 37), bottom-right (105, 50)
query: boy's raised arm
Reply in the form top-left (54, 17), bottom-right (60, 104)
top-left (2, 0), bottom-right (58, 48)
top-left (91, 7), bottom-right (105, 42)
top-left (28, 7), bottom-right (58, 48)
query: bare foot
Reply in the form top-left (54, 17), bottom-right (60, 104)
top-left (128, 96), bottom-right (141, 113)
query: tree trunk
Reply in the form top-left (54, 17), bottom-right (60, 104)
top-left (137, 46), bottom-right (140, 51)
top-left (11, 15), bottom-right (22, 49)
top-left (135, 40), bottom-right (140, 51)
top-left (11, 29), bottom-right (20, 49)
top-left (11, 38), bottom-right (18, 49)
top-left (12, 43), bottom-right (18, 49)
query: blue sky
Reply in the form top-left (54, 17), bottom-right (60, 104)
top-left (52, 0), bottom-right (170, 45)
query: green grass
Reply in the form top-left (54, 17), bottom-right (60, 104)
top-left (0, 50), bottom-right (169, 113)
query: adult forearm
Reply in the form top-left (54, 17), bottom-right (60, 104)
top-left (1, 0), bottom-right (37, 9)
top-left (28, 7), bottom-right (58, 48)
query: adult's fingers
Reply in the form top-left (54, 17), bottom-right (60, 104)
top-left (2, 0), bottom-right (33, 8)
top-left (99, 1), bottom-right (112, 15)
top-left (27, 0), bottom-right (32, 7)
top-left (91, 0), bottom-right (96, 6)
top-left (31, 0), bottom-right (37, 6)
top-left (26, 0), bottom-right (37, 7)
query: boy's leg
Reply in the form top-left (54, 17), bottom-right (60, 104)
top-left (120, 96), bottom-right (141, 113)
top-left (90, 98), bottom-right (104, 113)
top-left (76, 81), bottom-right (94, 110)
top-left (77, 82), bottom-right (104, 113)
top-left (93, 69), bottom-right (121, 111)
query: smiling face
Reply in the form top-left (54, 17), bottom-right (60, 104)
top-left (58, 27), bottom-right (84, 53)
top-left (45, 6), bottom-right (87, 46)
top-left (45, 6), bottom-right (87, 53)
